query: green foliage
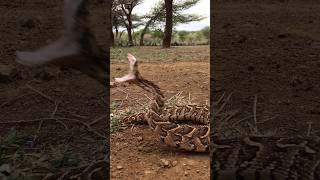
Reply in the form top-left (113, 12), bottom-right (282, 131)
top-left (110, 102), bottom-right (121, 133)
top-left (177, 31), bottom-right (188, 42)
top-left (171, 29), bottom-right (210, 46)
top-left (200, 26), bottom-right (210, 41)
top-left (152, 29), bottom-right (164, 39)
top-left (142, 0), bottom-right (204, 28)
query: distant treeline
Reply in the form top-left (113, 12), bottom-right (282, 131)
top-left (114, 26), bottom-right (210, 47)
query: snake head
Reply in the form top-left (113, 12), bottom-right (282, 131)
top-left (114, 53), bottom-right (138, 83)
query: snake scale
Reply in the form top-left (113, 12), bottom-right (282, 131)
top-left (12, 0), bottom-right (320, 179)
top-left (115, 54), bottom-right (210, 152)
top-left (115, 55), bottom-right (320, 179)
top-left (211, 136), bottom-right (320, 180)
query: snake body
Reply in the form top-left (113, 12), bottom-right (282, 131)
top-left (115, 54), bottom-right (210, 152)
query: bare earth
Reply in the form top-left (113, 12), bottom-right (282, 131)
top-left (0, 0), bottom-right (108, 178)
top-left (110, 46), bottom-right (210, 180)
top-left (212, 1), bottom-right (320, 137)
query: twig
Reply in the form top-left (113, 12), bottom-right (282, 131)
top-left (118, 93), bottom-right (129, 108)
top-left (256, 115), bottom-right (279, 124)
top-left (51, 102), bottom-right (59, 118)
top-left (136, 98), bottom-right (147, 109)
top-left (0, 117), bottom-right (106, 139)
top-left (214, 92), bottom-right (226, 106)
top-left (307, 122), bottom-right (313, 136)
top-left (26, 84), bottom-right (55, 104)
top-left (116, 88), bottom-right (129, 95)
top-left (33, 103), bottom-right (60, 143)
top-left (215, 93), bottom-right (232, 115)
top-left (89, 115), bottom-right (108, 126)
top-left (144, 94), bottom-right (152, 101)
top-left (0, 92), bottom-right (34, 108)
top-left (53, 119), bottom-right (69, 130)
top-left (100, 97), bottom-right (108, 105)
top-left (253, 95), bottom-right (258, 134)
top-left (232, 115), bottom-right (253, 126)
top-left (166, 91), bottom-right (183, 102)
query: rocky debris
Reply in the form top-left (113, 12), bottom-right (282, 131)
top-left (159, 158), bottom-right (171, 168)
top-left (172, 160), bottom-right (178, 167)
top-left (144, 170), bottom-right (156, 175)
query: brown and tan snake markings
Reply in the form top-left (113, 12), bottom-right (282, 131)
top-left (114, 53), bottom-right (210, 152)
top-left (11, 0), bottom-right (320, 178)
top-left (115, 54), bottom-right (320, 179)
top-left (211, 136), bottom-right (320, 180)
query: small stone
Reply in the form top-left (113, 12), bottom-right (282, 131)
top-left (160, 158), bottom-right (170, 167)
top-left (187, 160), bottom-right (194, 166)
top-left (137, 136), bottom-right (143, 141)
top-left (196, 170), bottom-right (200, 173)
top-left (144, 170), bottom-right (155, 175)
top-left (116, 165), bottom-right (123, 170)
top-left (172, 160), bottom-right (178, 167)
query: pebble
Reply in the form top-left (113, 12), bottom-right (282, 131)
top-left (160, 158), bottom-right (170, 167)
top-left (172, 160), bottom-right (178, 167)
top-left (144, 170), bottom-right (155, 174)
top-left (116, 165), bottom-right (123, 170)
top-left (137, 136), bottom-right (143, 141)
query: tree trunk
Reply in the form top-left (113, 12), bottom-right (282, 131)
top-left (127, 27), bottom-right (133, 46)
top-left (139, 29), bottom-right (146, 46)
top-left (162, 0), bottom-right (173, 48)
top-left (115, 28), bottom-right (118, 46)
top-left (110, 26), bottom-right (114, 46)
top-left (106, 0), bottom-right (111, 60)
top-left (139, 17), bottom-right (156, 46)
top-left (126, 11), bottom-right (134, 46)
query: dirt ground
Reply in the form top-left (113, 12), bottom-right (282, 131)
top-left (2, 0), bottom-right (320, 179)
top-left (0, 0), bottom-right (108, 178)
top-left (212, 1), bottom-right (320, 137)
top-left (110, 46), bottom-right (210, 180)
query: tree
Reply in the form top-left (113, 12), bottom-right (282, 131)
top-left (139, 0), bottom-right (203, 47)
top-left (177, 30), bottom-right (188, 43)
top-left (139, 3), bottom-right (164, 46)
top-left (112, 0), bottom-right (141, 46)
top-left (119, 0), bottom-right (141, 46)
top-left (200, 26), bottom-right (210, 42)
top-left (162, 0), bottom-right (173, 48)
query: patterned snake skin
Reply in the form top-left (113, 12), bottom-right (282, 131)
top-left (211, 136), bottom-right (320, 180)
top-left (115, 54), bottom-right (210, 152)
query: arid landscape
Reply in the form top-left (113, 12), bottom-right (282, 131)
top-left (0, 0), bottom-right (108, 178)
top-left (212, 1), bottom-right (320, 138)
top-left (1, 0), bottom-right (320, 179)
top-left (110, 46), bottom-right (210, 180)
